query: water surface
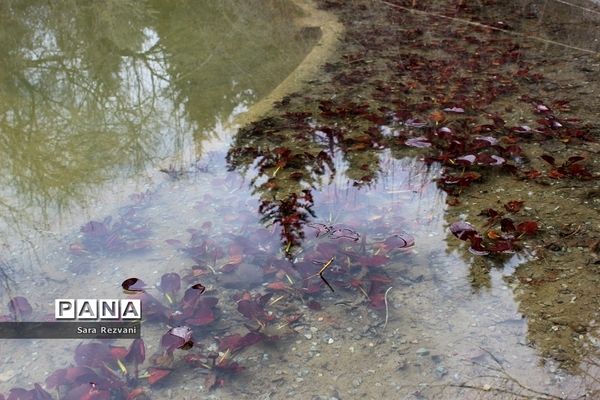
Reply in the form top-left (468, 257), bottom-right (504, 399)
top-left (1, 0), bottom-right (600, 399)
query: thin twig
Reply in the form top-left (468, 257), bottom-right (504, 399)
top-left (308, 256), bottom-right (336, 292)
top-left (383, 286), bottom-right (393, 331)
top-left (550, 0), bottom-right (600, 16)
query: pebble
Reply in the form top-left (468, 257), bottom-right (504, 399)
top-left (353, 378), bottom-right (362, 387)
top-left (416, 348), bottom-right (430, 356)
top-left (327, 338), bottom-right (334, 344)
top-left (304, 333), bottom-right (313, 340)
top-left (434, 365), bottom-right (448, 378)
top-left (0, 369), bottom-right (16, 383)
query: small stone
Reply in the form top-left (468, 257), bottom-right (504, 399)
top-left (352, 378), bottom-right (362, 387)
top-left (327, 338), bottom-right (334, 344)
top-left (434, 365), bottom-right (448, 378)
top-left (0, 369), bottom-right (16, 383)
top-left (416, 348), bottom-right (430, 356)
top-left (397, 359), bottom-right (408, 370)
top-left (483, 384), bottom-right (491, 391)
top-left (304, 333), bottom-right (313, 340)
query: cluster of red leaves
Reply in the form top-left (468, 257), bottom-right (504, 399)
top-left (539, 154), bottom-right (592, 180)
top-left (126, 274), bottom-right (218, 327)
top-left (38, 341), bottom-right (148, 400)
top-left (451, 200), bottom-right (539, 255)
top-left (69, 211), bottom-right (152, 258)
top-left (165, 226), bottom-right (225, 266)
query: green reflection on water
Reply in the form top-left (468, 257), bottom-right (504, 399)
top-left (0, 0), bottom-right (317, 239)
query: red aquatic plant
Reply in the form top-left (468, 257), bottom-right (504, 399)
top-left (540, 154), bottom-right (593, 179)
top-left (4, 384), bottom-right (52, 400)
top-left (123, 276), bottom-right (218, 327)
top-left (0, 297), bottom-right (33, 321)
top-left (70, 215), bottom-right (151, 257)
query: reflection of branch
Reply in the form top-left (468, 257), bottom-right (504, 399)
top-left (451, 347), bottom-right (563, 399)
top-left (0, 259), bottom-right (15, 298)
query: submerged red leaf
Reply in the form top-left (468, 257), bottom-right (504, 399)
top-left (8, 297), bottom-right (32, 319)
top-left (358, 255), bottom-right (388, 267)
top-left (124, 339), bottom-right (146, 365)
top-left (369, 293), bottom-right (386, 309)
top-left (146, 368), bottom-right (171, 385)
top-left (109, 346), bottom-right (128, 361)
top-left (45, 367), bottom-right (98, 389)
top-left (383, 234), bottom-right (415, 250)
top-left (62, 383), bottom-right (110, 400)
top-left (158, 273), bottom-right (181, 295)
top-left (218, 332), bottom-right (262, 353)
top-left (126, 388), bottom-right (145, 400)
top-left (265, 281), bottom-right (289, 291)
top-left (74, 343), bottom-right (115, 368)
top-left (237, 300), bottom-right (265, 321)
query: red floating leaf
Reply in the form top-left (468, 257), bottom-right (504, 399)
top-left (566, 156), bottom-right (585, 165)
top-left (450, 221), bottom-right (478, 241)
top-left (540, 154), bottom-right (555, 166)
top-left (122, 278), bottom-right (145, 293)
top-left (517, 221), bottom-right (539, 235)
top-left (504, 201), bottom-right (524, 213)
top-left (500, 218), bottom-right (516, 233)
top-left (548, 169), bottom-right (566, 179)
top-left (468, 236), bottom-right (489, 256)
top-left (455, 155), bottom-right (476, 165)
top-left (488, 240), bottom-right (515, 253)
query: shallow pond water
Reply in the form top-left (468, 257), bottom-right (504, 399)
top-left (1, 0), bottom-right (600, 399)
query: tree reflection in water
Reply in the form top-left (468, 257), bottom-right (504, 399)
top-left (0, 0), bottom-right (316, 252)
